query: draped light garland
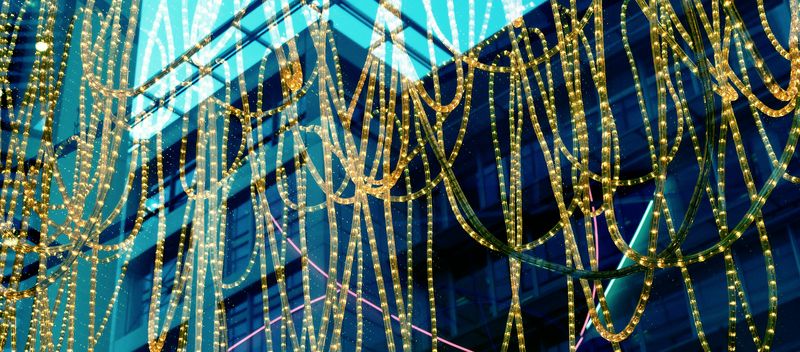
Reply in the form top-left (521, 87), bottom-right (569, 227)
top-left (0, 0), bottom-right (799, 350)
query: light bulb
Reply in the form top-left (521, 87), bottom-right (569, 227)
top-left (35, 41), bottom-right (48, 52)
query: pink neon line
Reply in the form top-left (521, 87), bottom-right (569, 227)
top-left (227, 294), bottom-right (329, 351)
top-left (227, 215), bottom-right (474, 352)
top-left (270, 294), bottom-right (329, 325)
top-left (228, 325), bottom-right (264, 351)
top-left (228, 325), bottom-right (267, 351)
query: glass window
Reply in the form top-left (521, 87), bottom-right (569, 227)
top-left (225, 204), bottom-right (254, 277)
top-left (330, 5), bottom-right (377, 49)
top-left (125, 258), bottom-right (176, 333)
top-left (135, 0), bottom-right (249, 85)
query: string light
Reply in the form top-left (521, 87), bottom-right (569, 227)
top-left (34, 41), bottom-right (48, 52)
top-left (0, 0), bottom-right (798, 351)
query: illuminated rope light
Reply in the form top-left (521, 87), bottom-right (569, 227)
top-left (575, 190), bottom-right (601, 350)
top-left (227, 217), bottom-right (474, 352)
top-left (1, 0), bottom-right (799, 350)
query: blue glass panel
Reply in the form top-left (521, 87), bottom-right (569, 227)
top-left (213, 41), bottom-right (270, 82)
top-left (238, 0), bottom-right (282, 32)
top-left (399, 27), bottom-right (451, 68)
top-left (135, 0), bottom-right (249, 86)
top-left (142, 61), bottom-right (197, 99)
top-left (129, 104), bottom-right (180, 140)
top-left (394, 0), bottom-right (546, 54)
top-left (191, 26), bottom-right (246, 66)
top-left (132, 1), bottom-right (255, 139)
top-left (330, 5), bottom-right (375, 49)
top-left (168, 75), bottom-right (225, 114)
top-left (261, 5), bottom-right (320, 49)
top-left (130, 95), bottom-right (153, 118)
top-left (372, 40), bottom-right (429, 80)
top-left (346, 0), bottom-right (402, 32)
top-left (192, 27), bottom-right (270, 81)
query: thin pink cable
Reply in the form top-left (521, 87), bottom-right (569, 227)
top-left (227, 214), bottom-right (474, 352)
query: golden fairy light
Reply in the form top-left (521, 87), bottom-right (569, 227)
top-left (0, 0), bottom-right (798, 351)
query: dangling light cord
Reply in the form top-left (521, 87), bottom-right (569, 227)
top-left (576, 189), bottom-right (601, 349)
